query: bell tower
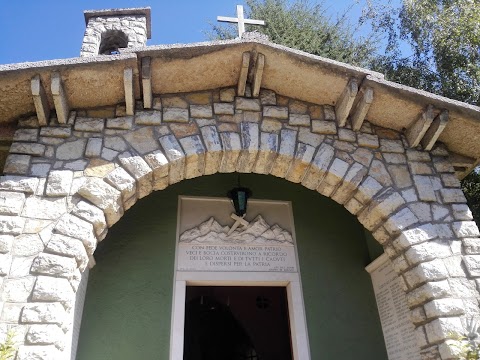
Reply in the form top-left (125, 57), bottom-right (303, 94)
top-left (80, 7), bottom-right (151, 57)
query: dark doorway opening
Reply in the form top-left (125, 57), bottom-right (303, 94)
top-left (184, 286), bottom-right (293, 360)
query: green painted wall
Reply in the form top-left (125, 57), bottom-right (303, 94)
top-left (76, 173), bottom-right (387, 360)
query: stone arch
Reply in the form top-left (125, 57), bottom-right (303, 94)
top-left (1, 88), bottom-right (479, 359)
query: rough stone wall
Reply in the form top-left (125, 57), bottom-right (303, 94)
top-left (80, 15), bottom-right (148, 57)
top-left (0, 87), bottom-right (479, 359)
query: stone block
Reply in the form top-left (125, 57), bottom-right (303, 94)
top-left (163, 108), bottom-right (189, 122)
top-left (383, 207), bottom-right (419, 235)
top-left (213, 103), bottom-right (234, 115)
top-left (54, 214), bottom-right (97, 255)
top-left (404, 240), bottom-right (452, 266)
top-left (406, 280), bottom-right (451, 308)
top-left (22, 196), bottom-right (67, 220)
top-left (45, 234), bottom-right (89, 270)
top-left (285, 143), bottom-right (315, 183)
top-left (301, 143), bottom-right (334, 190)
top-left (219, 132), bottom-right (241, 173)
top-left (72, 201), bottom-right (106, 236)
top-left (125, 126), bottom-right (159, 154)
top-left (170, 122), bottom-right (199, 138)
top-left (45, 170), bottom-right (73, 196)
top-left (118, 152), bottom-right (153, 199)
top-left (0, 253), bottom-right (12, 275)
top-left (393, 223), bottom-right (438, 250)
top-left (0, 235), bottom-right (13, 253)
top-left (106, 116), bottom-right (133, 129)
top-left (144, 150), bottom-right (169, 181)
top-left (452, 221), bottom-right (479, 238)
top-left (21, 302), bottom-right (66, 324)
top-left (270, 129), bottom-right (297, 178)
top-left (220, 88), bottom-right (235, 102)
top-left (253, 132), bottom-right (278, 174)
top-left (10, 143), bottom-right (46, 157)
top-left (85, 138), bottom-right (102, 158)
top-left (17, 345), bottom-right (60, 360)
top-left (56, 139), bottom-right (86, 161)
top-left (236, 122), bottom-right (259, 173)
top-left (387, 165), bottom-right (412, 189)
top-left (298, 127), bottom-right (323, 147)
top-left (0, 191), bottom-right (25, 215)
top-left (425, 317), bottom-right (463, 344)
top-left (162, 96), bottom-right (188, 108)
top-left (104, 136), bottom-right (128, 152)
top-left (31, 253), bottom-right (76, 277)
top-left (2, 277), bottom-right (35, 302)
top-left (32, 276), bottom-right (74, 303)
top-left (134, 111), bottom-right (161, 126)
top-left (259, 89), bottom-right (276, 105)
top-left (236, 98), bottom-right (261, 112)
top-left (338, 128), bottom-right (356, 142)
top-left (159, 134), bottom-right (186, 184)
top-left (12, 234), bottom-right (44, 256)
top-left (261, 118), bottom-right (282, 133)
top-left (317, 158), bottom-right (349, 197)
top-left (383, 153), bottom-right (407, 164)
top-left (0, 176), bottom-right (39, 193)
top-left (26, 324), bottom-right (63, 346)
top-left (311, 120), bottom-right (336, 134)
top-left (180, 135), bottom-right (206, 179)
top-left (358, 190), bottom-right (405, 231)
top-left (288, 114), bottom-right (310, 127)
top-left (440, 189), bottom-right (467, 204)
top-left (40, 127), bottom-right (72, 138)
top-left (14, 129), bottom-right (39, 142)
top-left (4, 154), bottom-right (31, 175)
top-left (463, 255), bottom-right (480, 276)
top-left (190, 105), bottom-right (213, 118)
top-left (413, 176), bottom-right (437, 202)
top-left (262, 106), bottom-right (288, 119)
top-left (0, 215), bottom-right (25, 235)
top-left (380, 139), bottom-right (404, 153)
top-left (404, 259), bottom-right (449, 288)
top-left (74, 117), bottom-right (104, 132)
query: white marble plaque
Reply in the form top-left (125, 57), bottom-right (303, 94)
top-left (176, 197), bottom-right (298, 273)
top-left (366, 254), bottom-right (420, 360)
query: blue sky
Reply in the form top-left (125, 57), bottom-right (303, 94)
top-left (0, 0), bottom-right (383, 65)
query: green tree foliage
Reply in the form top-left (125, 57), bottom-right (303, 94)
top-left (364, 0), bottom-right (480, 105)
top-left (462, 171), bottom-right (480, 226)
top-left (208, 0), bottom-right (379, 67)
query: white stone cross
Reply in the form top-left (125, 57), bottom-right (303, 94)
top-left (227, 213), bottom-right (249, 235)
top-left (217, 5), bottom-right (266, 38)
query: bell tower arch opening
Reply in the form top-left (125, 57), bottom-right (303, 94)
top-left (98, 30), bottom-right (129, 55)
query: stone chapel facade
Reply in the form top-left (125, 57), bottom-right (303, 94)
top-left (0, 7), bottom-right (480, 360)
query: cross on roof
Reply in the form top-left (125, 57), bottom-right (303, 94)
top-left (217, 5), bottom-right (266, 38)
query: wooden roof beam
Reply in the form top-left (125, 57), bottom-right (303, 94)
top-left (251, 53), bottom-right (265, 98)
top-left (141, 57), bottom-right (152, 109)
top-left (237, 52), bottom-right (250, 97)
top-left (421, 109), bottom-right (449, 151)
top-left (31, 75), bottom-right (50, 126)
top-left (124, 68), bottom-right (135, 116)
top-left (406, 104), bottom-right (434, 147)
top-left (51, 72), bottom-right (69, 124)
top-left (335, 78), bottom-right (358, 127)
top-left (351, 87), bottom-right (374, 131)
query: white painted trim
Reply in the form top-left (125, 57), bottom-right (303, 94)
top-left (169, 196), bottom-right (311, 360)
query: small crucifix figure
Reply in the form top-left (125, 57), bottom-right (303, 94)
top-left (217, 5), bottom-right (266, 38)
top-left (227, 213), bottom-right (249, 236)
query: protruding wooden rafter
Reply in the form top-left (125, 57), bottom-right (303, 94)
top-left (31, 75), bottom-right (50, 126)
top-left (51, 72), bottom-right (69, 124)
top-left (251, 53), bottom-right (265, 98)
top-left (335, 78), bottom-right (358, 127)
top-left (237, 52), bottom-right (250, 97)
top-left (124, 68), bottom-right (135, 116)
top-left (406, 104), bottom-right (434, 147)
top-left (421, 109), bottom-right (449, 151)
top-left (141, 57), bottom-right (152, 109)
top-left (351, 87), bottom-right (374, 131)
